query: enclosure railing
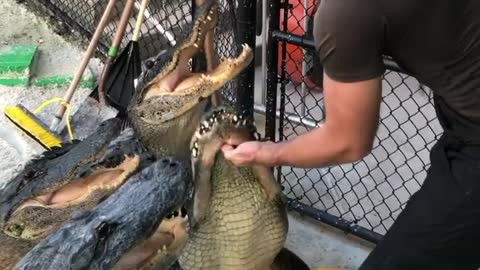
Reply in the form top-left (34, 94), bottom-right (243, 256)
top-left (31, 0), bottom-right (444, 246)
top-left (263, 0), bottom-right (444, 244)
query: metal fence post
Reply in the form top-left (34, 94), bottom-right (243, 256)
top-left (265, 0), bottom-right (280, 141)
top-left (235, 0), bottom-right (257, 119)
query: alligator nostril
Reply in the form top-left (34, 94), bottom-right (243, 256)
top-left (169, 162), bottom-right (177, 167)
top-left (162, 158), bottom-right (170, 164)
top-left (180, 207), bottom-right (187, 217)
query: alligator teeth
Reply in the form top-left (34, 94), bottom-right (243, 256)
top-left (207, 16), bottom-right (212, 20)
top-left (232, 115), bottom-right (238, 124)
top-left (162, 245), bottom-right (167, 251)
top-left (193, 43), bottom-right (199, 48)
top-left (192, 147), bottom-right (198, 158)
top-left (201, 120), bottom-right (210, 129)
top-left (200, 74), bottom-right (210, 80)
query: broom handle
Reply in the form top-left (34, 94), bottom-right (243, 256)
top-left (51, 0), bottom-right (118, 131)
top-left (132, 0), bottom-right (151, 42)
top-left (110, 0), bottom-right (136, 56)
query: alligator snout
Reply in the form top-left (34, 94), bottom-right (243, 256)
top-left (160, 157), bottom-right (178, 168)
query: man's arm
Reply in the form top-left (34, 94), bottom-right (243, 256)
top-left (264, 73), bottom-right (382, 168)
top-left (222, 0), bottom-right (385, 168)
top-left (222, 73), bottom-right (382, 168)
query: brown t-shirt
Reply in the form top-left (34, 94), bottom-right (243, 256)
top-left (313, 0), bottom-right (480, 126)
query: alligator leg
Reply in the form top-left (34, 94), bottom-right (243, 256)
top-left (252, 165), bottom-right (284, 203)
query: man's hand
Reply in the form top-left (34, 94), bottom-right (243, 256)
top-left (221, 142), bottom-right (260, 166)
top-left (221, 140), bottom-right (279, 167)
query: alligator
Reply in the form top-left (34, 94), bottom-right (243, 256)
top-left (0, 118), bottom-right (155, 269)
top-left (177, 106), bottom-right (290, 270)
top-left (8, 108), bottom-right (310, 270)
top-left (14, 156), bottom-right (193, 270)
top-left (127, 0), bottom-right (254, 160)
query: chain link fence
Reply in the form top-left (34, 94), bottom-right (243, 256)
top-left (267, 0), bottom-right (445, 242)
top-left (34, 0), bottom-right (242, 102)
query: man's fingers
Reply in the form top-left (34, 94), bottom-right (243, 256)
top-left (221, 144), bottom-right (235, 159)
top-left (224, 137), bottom-right (244, 146)
top-left (221, 144), bottom-right (235, 152)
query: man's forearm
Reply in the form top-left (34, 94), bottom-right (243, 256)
top-left (257, 125), bottom-right (371, 168)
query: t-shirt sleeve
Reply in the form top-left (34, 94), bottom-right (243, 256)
top-left (313, 0), bottom-right (386, 82)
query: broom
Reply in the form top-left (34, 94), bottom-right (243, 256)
top-left (3, 0), bottom-right (119, 150)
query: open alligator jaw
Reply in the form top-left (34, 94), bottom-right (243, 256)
top-left (113, 208), bottom-right (189, 270)
top-left (189, 106), bottom-right (259, 225)
top-left (141, 2), bottom-right (219, 101)
top-left (139, 0), bottom-right (253, 103)
top-left (12, 156), bottom-right (139, 212)
top-left (137, 44), bottom-right (253, 126)
top-left (3, 127), bottom-right (154, 240)
top-left (4, 159), bottom-right (141, 240)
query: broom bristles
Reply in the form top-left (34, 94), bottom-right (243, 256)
top-left (4, 105), bottom-right (63, 150)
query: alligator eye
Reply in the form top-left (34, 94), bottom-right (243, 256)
top-left (145, 60), bottom-right (154, 69)
top-left (96, 222), bottom-right (114, 241)
top-left (23, 169), bottom-right (36, 179)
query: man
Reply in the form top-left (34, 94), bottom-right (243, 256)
top-left (222, 0), bottom-right (480, 269)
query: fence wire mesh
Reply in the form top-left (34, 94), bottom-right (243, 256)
top-left (273, 0), bottom-right (444, 239)
top-left (35, 0), bottom-right (240, 102)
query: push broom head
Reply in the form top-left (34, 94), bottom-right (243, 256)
top-left (4, 104), bottom-right (63, 150)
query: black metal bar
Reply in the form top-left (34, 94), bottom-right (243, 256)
top-left (272, 30), bottom-right (315, 49)
top-left (265, 0), bottom-right (280, 141)
top-left (276, 1), bottom-right (289, 183)
top-left (286, 198), bottom-right (383, 244)
top-left (235, 0), bottom-right (257, 119)
top-left (272, 30), bottom-right (410, 75)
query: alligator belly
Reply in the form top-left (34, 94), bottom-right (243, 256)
top-left (179, 161), bottom-right (288, 270)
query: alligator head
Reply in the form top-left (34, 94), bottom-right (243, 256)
top-left (0, 118), bottom-right (155, 241)
top-left (127, 0), bottom-right (254, 160)
top-left (14, 156), bottom-right (193, 270)
top-left (177, 106), bottom-right (289, 270)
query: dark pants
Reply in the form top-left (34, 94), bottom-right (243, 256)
top-left (359, 96), bottom-right (480, 270)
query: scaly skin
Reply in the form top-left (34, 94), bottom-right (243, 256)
top-left (127, 0), bottom-right (253, 160)
top-left (0, 119), bottom-right (155, 269)
top-left (178, 106), bottom-right (289, 270)
top-left (0, 234), bottom-right (35, 270)
top-left (14, 157), bottom-right (193, 270)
